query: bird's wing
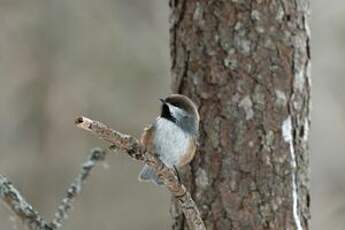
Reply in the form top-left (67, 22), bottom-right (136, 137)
top-left (178, 136), bottom-right (197, 167)
top-left (140, 124), bottom-right (155, 153)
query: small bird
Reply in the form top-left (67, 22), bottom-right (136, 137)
top-left (138, 94), bottom-right (200, 185)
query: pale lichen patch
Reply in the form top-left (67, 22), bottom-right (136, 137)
top-left (251, 10), bottom-right (261, 21)
top-left (282, 117), bottom-right (293, 143)
top-left (265, 130), bottom-right (274, 150)
top-left (275, 90), bottom-right (287, 107)
top-left (239, 96), bottom-right (254, 120)
top-left (234, 21), bottom-right (242, 31)
top-left (305, 18), bottom-right (311, 38)
top-left (263, 154), bottom-right (272, 166)
top-left (282, 116), bottom-right (303, 230)
top-left (275, 5), bottom-right (284, 22)
top-left (256, 26), bottom-right (265, 33)
top-left (235, 37), bottom-right (251, 54)
top-left (264, 38), bottom-right (274, 49)
top-left (192, 73), bottom-right (200, 86)
top-left (253, 85), bottom-right (266, 109)
top-left (232, 93), bottom-right (241, 103)
top-left (193, 2), bottom-right (205, 26)
top-left (196, 168), bottom-right (209, 188)
top-left (224, 57), bottom-right (238, 70)
top-left (294, 69), bottom-right (305, 92)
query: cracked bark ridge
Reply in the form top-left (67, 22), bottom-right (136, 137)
top-left (169, 0), bottom-right (311, 229)
top-left (0, 148), bottom-right (106, 230)
top-left (75, 116), bottom-right (206, 230)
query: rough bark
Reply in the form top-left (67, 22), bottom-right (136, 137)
top-left (169, 0), bottom-right (311, 229)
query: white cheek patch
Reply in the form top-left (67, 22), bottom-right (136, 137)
top-left (153, 118), bottom-right (190, 168)
top-left (168, 104), bottom-right (188, 120)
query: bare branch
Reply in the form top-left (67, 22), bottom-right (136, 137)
top-left (0, 175), bottom-right (51, 230)
top-left (50, 148), bottom-right (106, 229)
top-left (75, 117), bottom-right (143, 161)
top-left (0, 148), bottom-right (106, 230)
top-left (75, 116), bottom-right (206, 230)
top-left (0, 116), bottom-right (206, 230)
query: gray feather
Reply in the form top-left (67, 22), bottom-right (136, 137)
top-left (138, 165), bottom-right (164, 186)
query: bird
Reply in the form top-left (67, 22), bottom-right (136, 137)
top-left (138, 94), bottom-right (200, 186)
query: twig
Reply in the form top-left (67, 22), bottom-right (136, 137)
top-left (50, 148), bottom-right (106, 229)
top-left (0, 148), bottom-right (106, 230)
top-left (0, 175), bottom-right (51, 230)
top-left (75, 116), bottom-right (206, 230)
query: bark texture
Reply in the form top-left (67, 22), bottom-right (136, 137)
top-left (169, 0), bottom-right (311, 229)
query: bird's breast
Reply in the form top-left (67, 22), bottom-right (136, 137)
top-left (153, 118), bottom-right (191, 168)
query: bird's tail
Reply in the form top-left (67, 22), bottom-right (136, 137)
top-left (138, 165), bottom-right (164, 186)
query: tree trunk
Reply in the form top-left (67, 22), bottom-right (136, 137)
top-left (169, 1), bottom-right (310, 229)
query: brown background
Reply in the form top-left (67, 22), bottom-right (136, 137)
top-left (0, 0), bottom-right (343, 229)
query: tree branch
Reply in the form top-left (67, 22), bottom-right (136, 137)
top-left (0, 148), bottom-right (106, 230)
top-left (50, 148), bottom-right (106, 229)
top-left (0, 116), bottom-right (206, 230)
top-left (0, 175), bottom-right (51, 230)
top-left (75, 116), bottom-right (206, 230)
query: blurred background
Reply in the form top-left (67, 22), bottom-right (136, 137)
top-left (0, 0), bottom-right (342, 229)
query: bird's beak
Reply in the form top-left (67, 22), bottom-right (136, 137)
top-left (159, 98), bottom-right (166, 104)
